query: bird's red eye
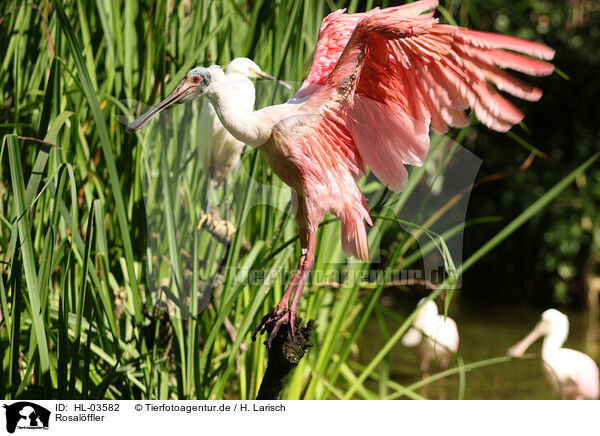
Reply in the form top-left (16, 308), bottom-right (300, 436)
top-left (192, 76), bottom-right (200, 83)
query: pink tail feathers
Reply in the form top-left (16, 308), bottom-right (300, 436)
top-left (340, 209), bottom-right (373, 261)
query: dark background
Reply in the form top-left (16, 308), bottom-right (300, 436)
top-left (457, 0), bottom-right (599, 307)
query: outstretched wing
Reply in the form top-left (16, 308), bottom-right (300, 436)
top-left (300, 3), bottom-right (554, 191)
top-left (293, 0), bottom-right (438, 100)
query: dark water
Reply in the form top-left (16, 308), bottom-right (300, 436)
top-left (358, 297), bottom-right (599, 399)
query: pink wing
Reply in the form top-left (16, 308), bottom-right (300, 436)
top-left (299, 3), bottom-right (554, 191)
top-left (293, 0), bottom-right (438, 100)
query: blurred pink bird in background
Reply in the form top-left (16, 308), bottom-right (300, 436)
top-left (128, 0), bottom-right (555, 345)
top-left (508, 309), bottom-right (599, 400)
top-left (402, 298), bottom-right (459, 378)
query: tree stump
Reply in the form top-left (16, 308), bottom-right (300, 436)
top-left (256, 318), bottom-right (314, 400)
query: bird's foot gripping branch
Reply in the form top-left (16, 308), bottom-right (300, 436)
top-left (256, 318), bottom-right (315, 400)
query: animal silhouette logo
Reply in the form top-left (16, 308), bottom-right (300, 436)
top-left (2, 402), bottom-right (50, 433)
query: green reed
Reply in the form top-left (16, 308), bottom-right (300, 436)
top-left (0, 0), bottom-right (595, 400)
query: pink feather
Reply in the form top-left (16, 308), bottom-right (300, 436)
top-left (278, 0), bottom-right (554, 260)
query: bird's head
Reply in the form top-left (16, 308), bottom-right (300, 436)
top-left (225, 57), bottom-right (270, 80)
top-left (182, 66), bottom-right (214, 99)
top-left (415, 298), bottom-right (438, 321)
top-left (126, 65), bottom-right (220, 133)
top-left (225, 57), bottom-right (291, 88)
top-left (507, 309), bottom-right (569, 358)
top-left (539, 309), bottom-right (569, 338)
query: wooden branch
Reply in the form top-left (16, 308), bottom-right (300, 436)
top-left (256, 318), bottom-right (314, 400)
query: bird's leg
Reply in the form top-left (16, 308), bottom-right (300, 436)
top-left (198, 178), bottom-right (213, 229)
top-left (213, 177), bottom-right (236, 238)
top-left (252, 249), bottom-right (306, 342)
top-left (224, 177), bottom-right (230, 223)
top-left (206, 178), bottom-right (212, 214)
top-left (274, 252), bottom-right (306, 313)
top-left (253, 232), bottom-right (315, 346)
top-left (286, 232), bottom-right (315, 339)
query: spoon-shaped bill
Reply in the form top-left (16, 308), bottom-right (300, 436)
top-left (255, 70), bottom-right (292, 89)
top-left (126, 79), bottom-right (195, 133)
top-left (507, 322), bottom-right (544, 357)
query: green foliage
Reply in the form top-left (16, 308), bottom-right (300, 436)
top-left (456, 0), bottom-right (600, 304)
top-left (0, 0), bottom-right (596, 400)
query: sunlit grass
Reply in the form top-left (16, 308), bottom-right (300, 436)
top-left (1, 0), bottom-right (596, 400)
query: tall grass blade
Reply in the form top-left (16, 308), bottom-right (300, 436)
top-left (6, 135), bottom-right (50, 372)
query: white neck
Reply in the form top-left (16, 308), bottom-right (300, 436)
top-left (206, 82), bottom-right (272, 147)
top-left (414, 301), bottom-right (438, 328)
top-left (225, 73), bottom-right (257, 111)
top-left (541, 329), bottom-right (567, 355)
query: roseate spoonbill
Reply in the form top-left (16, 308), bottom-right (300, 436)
top-left (508, 309), bottom-right (599, 400)
top-left (402, 298), bottom-right (459, 376)
top-left (197, 58), bottom-right (289, 237)
top-left (126, 0), bottom-right (554, 345)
